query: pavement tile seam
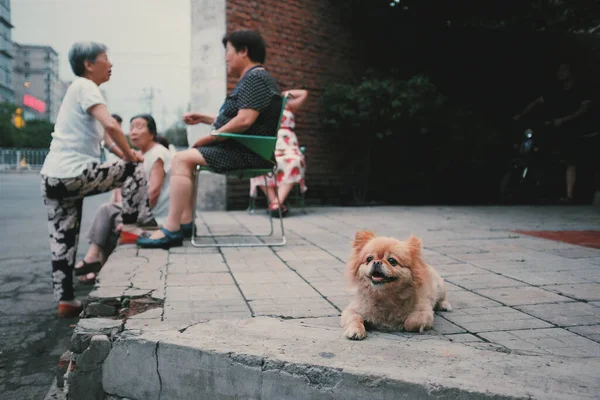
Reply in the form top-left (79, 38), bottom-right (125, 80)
top-left (433, 277), bottom-right (599, 337)
top-left (287, 228), bottom-right (347, 264)
top-left (561, 327), bottom-right (600, 345)
top-left (442, 261), bottom-right (596, 312)
top-left (265, 247), bottom-right (343, 313)
top-left (177, 245), bottom-right (256, 318)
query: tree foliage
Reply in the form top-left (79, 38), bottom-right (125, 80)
top-left (322, 73), bottom-right (444, 139)
top-left (321, 73), bottom-right (444, 204)
top-left (335, 0), bottom-right (600, 34)
top-left (0, 102), bottom-right (54, 148)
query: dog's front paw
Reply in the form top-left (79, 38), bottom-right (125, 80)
top-left (403, 311), bottom-right (434, 333)
top-left (437, 300), bottom-right (452, 312)
top-left (344, 323), bottom-right (367, 340)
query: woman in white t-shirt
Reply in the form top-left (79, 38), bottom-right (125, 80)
top-left (40, 42), bottom-right (147, 318)
top-left (76, 114), bottom-right (173, 284)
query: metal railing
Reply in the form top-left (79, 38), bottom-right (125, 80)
top-left (0, 145), bottom-right (186, 171)
top-left (0, 148), bottom-right (49, 170)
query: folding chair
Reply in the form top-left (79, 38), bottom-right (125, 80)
top-left (191, 93), bottom-right (288, 248)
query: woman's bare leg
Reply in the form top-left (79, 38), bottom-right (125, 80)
top-left (148, 149), bottom-right (206, 239)
top-left (275, 183), bottom-right (294, 205)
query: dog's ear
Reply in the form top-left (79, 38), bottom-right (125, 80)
top-left (353, 231), bottom-right (376, 252)
top-left (407, 235), bottom-right (422, 259)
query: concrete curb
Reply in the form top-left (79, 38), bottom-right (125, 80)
top-left (94, 317), bottom-right (600, 399)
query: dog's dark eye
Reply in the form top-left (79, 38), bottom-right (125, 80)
top-left (387, 258), bottom-right (398, 266)
top-left (366, 256), bottom-right (373, 263)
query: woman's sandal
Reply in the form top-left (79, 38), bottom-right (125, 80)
top-left (74, 260), bottom-right (102, 277)
top-left (78, 272), bottom-right (97, 285)
top-left (269, 202), bottom-right (288, 218)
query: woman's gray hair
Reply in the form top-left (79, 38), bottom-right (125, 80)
top-left (68, 41), bottom-right (107, 77)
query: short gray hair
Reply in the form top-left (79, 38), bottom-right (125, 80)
top-left (68, 41), bottom-right (108, 77)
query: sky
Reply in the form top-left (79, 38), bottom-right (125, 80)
top-left (12, 0), bottom-right (191, 133)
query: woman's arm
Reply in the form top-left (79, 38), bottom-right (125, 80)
top-left (191, 109), bottom-right (259, 147)
top-left (147, 159), bottom-right (165, 208)
top-left (514, 96), bottom-right (543, 120)
top-left (215, 109), bottom-right (259, 133)
top-left (90, 104), bottom-right (142, 162)
top-left (555, 100), bottom-right (591, 126)
top-left (103, 132), bottom-right (126, 159)
top-left (183, 112), bottom-right (216, 125)
top-left (284, 89), bottom-right (308, 113)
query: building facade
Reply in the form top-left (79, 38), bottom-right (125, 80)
top-left (0, 0), bottom-right (14, 103)
top-left (13, 43), bottom-right (60, 121)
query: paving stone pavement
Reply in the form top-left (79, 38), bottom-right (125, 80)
top-left (88, 206), bottom-right (600, 359)
top-left (77, 206), bottom-right (600, 399)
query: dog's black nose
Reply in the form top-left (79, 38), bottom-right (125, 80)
top-left (372, 261), bottom-right (382, 267)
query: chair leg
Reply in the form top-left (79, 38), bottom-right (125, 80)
top-left (191, 169), bottom-right (285, 248)
top-left (273, 180), bottom-right (286, 242)
top-left (248, 196), bottom-right (256, 214)
top-left (300, 187), bottom-right (307, 214)
top-left (190, 166), bottom-right (203, 247)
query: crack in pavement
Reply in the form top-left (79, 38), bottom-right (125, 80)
top-left (155, 340), bottom-right (163, 400)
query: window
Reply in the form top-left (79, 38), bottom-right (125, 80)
top-left (24, 61), bottom-right (30, 68)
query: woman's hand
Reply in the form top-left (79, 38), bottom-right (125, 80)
top-left (124, 149), bottom-right (144, 163)
top-left (183, 112), bottom-right (208, 125)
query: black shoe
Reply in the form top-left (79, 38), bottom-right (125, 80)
top-left (137, 218), bottom-right (158, 229)
top-left (181, 221), bottom-right (194, 238)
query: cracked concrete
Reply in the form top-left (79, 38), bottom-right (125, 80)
top-left (64, 206), bottom-right (600, 399)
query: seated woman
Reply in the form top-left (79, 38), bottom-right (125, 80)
top-left (137, 29), bottom-right (282, 249)
top-left (249, 89), bottom-right (308, 216)
top-left (75, 114), bottom-right (173, 283)
top-left (40, 41), bottom-right (146, 317)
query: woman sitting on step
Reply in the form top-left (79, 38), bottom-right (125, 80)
top-left (75, 114), bottom-right (174, 284)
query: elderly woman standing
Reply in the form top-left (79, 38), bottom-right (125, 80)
top-left (138, 29), bottom-right (282, 249)
top-left (40, 42), bottom-right (147, 318)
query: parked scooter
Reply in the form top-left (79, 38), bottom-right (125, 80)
top-left (500, 119), bottom-right (599, 204)
top-left (500, 120), bottom-right (566, 203)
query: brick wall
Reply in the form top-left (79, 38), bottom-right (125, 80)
top-left (225, 0), bottom-right (365, 209)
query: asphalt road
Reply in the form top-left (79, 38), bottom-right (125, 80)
top-left (0, 172), bottom-right (109, 400)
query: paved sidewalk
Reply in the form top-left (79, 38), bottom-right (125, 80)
top-left (68, 206), bottom-right (600, 399)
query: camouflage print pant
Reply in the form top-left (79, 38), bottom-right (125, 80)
top-left (41, 160), bottom-right (149, 301)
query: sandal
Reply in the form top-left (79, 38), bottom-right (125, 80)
top-left (138, 218), bottom-right (159, 230)
top-left (74, 260), bottom-right (102, 277)
top-left (78, 272), bottom-right (96, 285)
top-left (268, 202), bottom-right (288, 218)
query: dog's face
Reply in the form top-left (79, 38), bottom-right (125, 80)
top-left (347, 231), bottom-right (426, 291)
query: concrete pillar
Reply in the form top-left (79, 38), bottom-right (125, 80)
top-left (189, 0), bottom-right (228, 210)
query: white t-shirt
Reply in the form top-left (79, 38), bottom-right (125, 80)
top-left (40, 77), bottom-right (106, 178)
top-left (143, 143), bottom-right (172, 225)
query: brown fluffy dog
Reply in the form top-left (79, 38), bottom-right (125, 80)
top-left (341, 231), bottom-right (451, 340)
